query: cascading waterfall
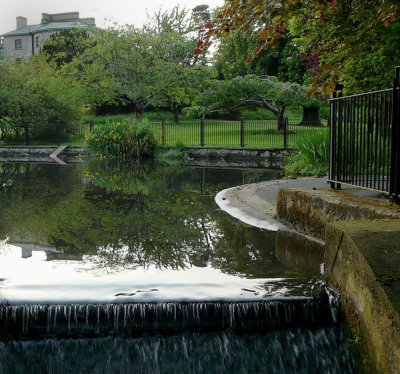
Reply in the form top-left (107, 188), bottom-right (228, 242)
top-left (0, 162), bottom-right (359, 372)
top-left (0, 297), bottom-right (336, 339)
top-left (0, 328), bottom-right (357, 373)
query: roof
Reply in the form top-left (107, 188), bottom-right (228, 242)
top-left (2, 21), bottom-right (94, 37)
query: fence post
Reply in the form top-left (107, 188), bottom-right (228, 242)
top-left (200, 115), bottom-right (205, 147)
top-left (390, 67), bottom-right (400, 202)
top-left (328, 84), bottom-right (343, 189)
top-left (161, 119), bottom-right (166, 146)
top-left (283, 118), bottom-right (288, 148)
top-left (329, 91), bottom-right (337, 188)
top-left (56, 122), bottom-right (60, 146)
top-left (24, 124), bottom-right (29, 146)
top-left (240, 117), bottom-right (245, 147)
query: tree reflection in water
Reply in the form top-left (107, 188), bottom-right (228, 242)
top-left (0, 160), bottom-right (316, 279)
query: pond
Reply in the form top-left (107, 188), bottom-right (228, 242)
top-left (0, 160), bottom-right (358, 373)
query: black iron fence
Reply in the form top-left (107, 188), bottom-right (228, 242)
top-left (144, 119), bottom-right (326, 149)
top-left (0, 123), bottom-right (86, 146)
top-left (0, 119), bottom-right (327, 149)
top-left (329, 66), bottom-right (400, 202)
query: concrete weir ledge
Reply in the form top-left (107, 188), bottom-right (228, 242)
top-left (216, 179), bottom-right (400, 373)
top-left (0, 146), bottom-right (89, 163)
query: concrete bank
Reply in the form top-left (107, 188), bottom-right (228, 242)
top-left (275, 187), bottom-right (400, 373)
top-left (217, 180), bottom-right (400, 373)
top-left (325, 220), bottom-right (400, 373)
top-left (186, 147), bottom-right (287, 169)
top-left (215, 178), bottom-right (327, 230)
top-left (0, 146), bottom-right (89, 163)
top-left (277, 187), bottom-right (400, 240)
top-left (275, 188), bottom-right (400, 373)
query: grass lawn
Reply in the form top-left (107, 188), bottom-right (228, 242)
top-left (0, 109), bottom-right (328, 148)
top-left (133, 120), bottom-right (328, 149)
top-left (80, 106), bottom-right (329, 148)
top-left (53, 120), bottom-right (328, 149)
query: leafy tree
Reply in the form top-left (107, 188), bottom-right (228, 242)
top-left (42, 28), bottom-right (96, 68)
top-left (144, 7), bottom-right (212, 122)
top-left (0, 56), bottom-right (82, 141)
top-left (193, 75), bottom-right (319, 128)
top-left (68, 26), bottom-right (154, 118)
top-left (69, 6), bottom-right (210, 121)
top-left (214, 29), bottom-right (305, 83)
top-left (196, 0), bottom-right (400, 94)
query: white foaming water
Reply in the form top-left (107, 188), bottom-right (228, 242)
top-left (0, 243), bottom-right (303, 305)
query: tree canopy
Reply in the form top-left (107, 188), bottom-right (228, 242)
top-left (195, 0), bottom-right (400, 94)
top-left (0, 56), bottom-right (81, 139)
top-left (190, 75), bottom-right (320, 127)
top-left (61, 6), bottom-right (212, 121)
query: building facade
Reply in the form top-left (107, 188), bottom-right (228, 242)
top-left (0, 12), bottom-right (95, 60)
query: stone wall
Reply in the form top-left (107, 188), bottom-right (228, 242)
top-left (276, 187), bottom-right (400, 373)
top-left (325, 220), bottom-right (400, 373)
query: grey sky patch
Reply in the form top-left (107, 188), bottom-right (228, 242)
top-left (0, 0), bottom-right (223, 35)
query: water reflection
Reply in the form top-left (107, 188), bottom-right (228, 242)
top-left (0, 160), bottom-right (327, 303)
top-left (0, 161), bottom-right (288, 276)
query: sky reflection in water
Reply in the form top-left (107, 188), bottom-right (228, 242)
top-left (0, 161), bottom-right (323, 304)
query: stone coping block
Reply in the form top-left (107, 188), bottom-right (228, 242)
top-left (325, 219), bottom-right (400, 374)
top-left (276, 188), bottom-right (400, 240)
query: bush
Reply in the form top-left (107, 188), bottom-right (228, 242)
top-left (86, 121), bottom-right (158, 160)
top-left (284, 130), bottom-right (329, 177)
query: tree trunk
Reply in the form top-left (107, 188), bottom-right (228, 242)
top-left (171, 104), bottom-right (180, 124)
top-left (135, 110), bottom-right (142, 121)
top-left (299, 106), bottom-right (321, 126)
top-left (277, 110), bottom-right (285, 131)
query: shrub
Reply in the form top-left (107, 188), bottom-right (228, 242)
top-left (86, 121), bottom-right (158, 160)
top-left (284, 130), bottom-right (329, 177)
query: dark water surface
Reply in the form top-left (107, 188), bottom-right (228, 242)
top-left (0, 160), bottom-right (357, 372)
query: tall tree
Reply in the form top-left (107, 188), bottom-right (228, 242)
top-left (69, 6), bottom-right (210, 120)
top-left (0, 56), bottom-right (81, 140)
top-left (42, 28), bottom-right (96, 68)
top-left (192, 75), bottom-right (318, 128)
top-left (214, 29), bottom-right (305, 83)
top-left (195, 0), bottom-right (399, 94)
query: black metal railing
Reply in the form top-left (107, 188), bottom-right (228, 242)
top-left (0, 123), bottom-right (86, 146)
top-left (0, 119), bottom-right (327, 149)
top-left (329, 66), bottom-right (400, 202)
top-left (147, 119), bottom-right (326, 149)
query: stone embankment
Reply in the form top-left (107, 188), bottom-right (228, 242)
top-left (276, 187), bottom-right (400, 374)
top-left (217, 180), bottom-right (400, 373)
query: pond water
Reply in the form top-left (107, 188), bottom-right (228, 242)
top-left (0, 160), bottom-right (358, 372)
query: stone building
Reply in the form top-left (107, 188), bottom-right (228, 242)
top-left (0, 12), bottom-right (95, 60)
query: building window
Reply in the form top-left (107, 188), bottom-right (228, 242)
top-left (15, 39), bottom-right (22, 50)
top-left (35, 36), bottom-right (40, 48)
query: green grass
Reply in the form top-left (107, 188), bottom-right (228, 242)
top-left (73, 120), bottom-right (329, 149)
top-left (142, 120), bottom-right (328, 148)
top-left (1, 115), bottom-right (328, 149)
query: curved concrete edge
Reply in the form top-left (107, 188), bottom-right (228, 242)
top-left (215, 177), bottom-right (327, 232)
top-left (215, 182), bottom-right (286, 231)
